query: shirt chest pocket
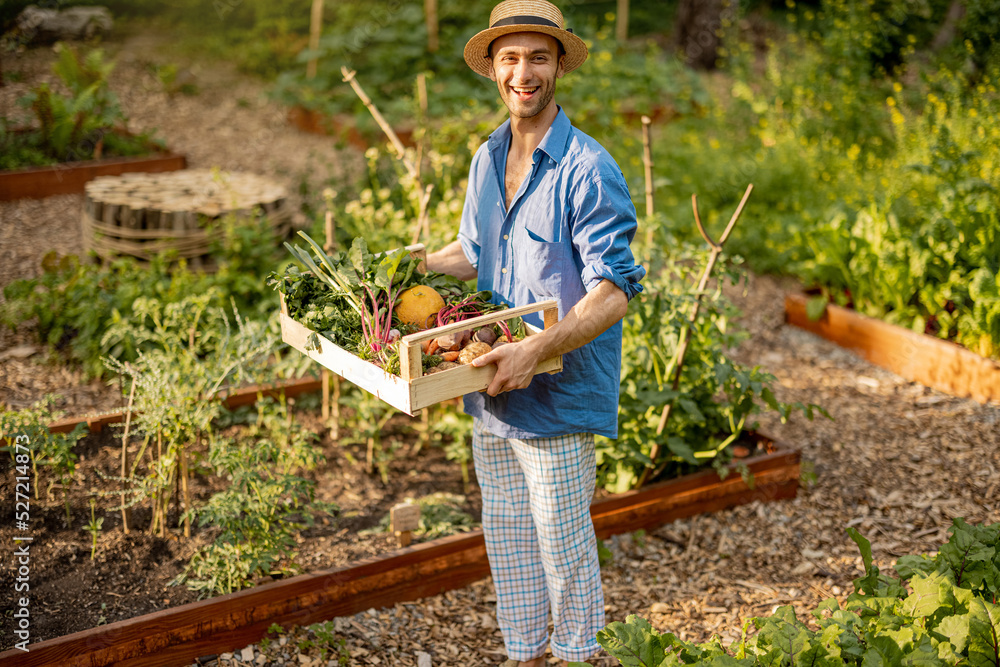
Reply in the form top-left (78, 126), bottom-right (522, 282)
top-left (514, 223), bottom-right (578, 299)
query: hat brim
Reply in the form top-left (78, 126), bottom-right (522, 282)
top-left (464, 24), bottom-right (588, 78)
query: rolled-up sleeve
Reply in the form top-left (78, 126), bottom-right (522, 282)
top-left (571, 166), bottom-right (646, 301)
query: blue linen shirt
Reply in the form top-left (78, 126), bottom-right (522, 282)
top-left (458, 108), bottom-right (646, 439)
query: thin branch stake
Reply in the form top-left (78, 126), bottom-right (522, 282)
top-left (636, 184), bottom-right (754, 490)
top-left (120, 372), bottom-right (136, 533)
top-left (341, 67), bottom-right (417, 179)
top-left (307, 0), bottom-right (324, 79)
top-left (343, 66), bottom-right (434, 244)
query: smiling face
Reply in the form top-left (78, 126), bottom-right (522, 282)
top-left (488, 32), bottom-right (566, 120)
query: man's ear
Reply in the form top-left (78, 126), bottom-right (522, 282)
top-left (556, 54), bottom-right (566, 79)
top-left (487, 56), bottom-right (497, 82)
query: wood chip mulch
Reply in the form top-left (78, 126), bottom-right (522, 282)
top-left (194, 273), bottom-right (1000, 667)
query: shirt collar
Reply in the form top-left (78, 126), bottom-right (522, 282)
top-left (486, 106), bottom-right (571, 163)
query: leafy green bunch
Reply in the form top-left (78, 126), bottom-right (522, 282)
top-left (175, 396), bottom-right (336, 597)
top-left (597, 518), bottom-right (1000, 666)
top-left (597, 242), bottom-right (825, 493)
top-left (271, 232), bottom-right (473, 370)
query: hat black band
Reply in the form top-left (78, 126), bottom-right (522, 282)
top-left (491, 15), bottom-right (561, 29)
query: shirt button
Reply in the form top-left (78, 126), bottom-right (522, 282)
top-left (501, 268), bottom-right (508, 274)
top-left (503, 234), bottom-right (509, 240)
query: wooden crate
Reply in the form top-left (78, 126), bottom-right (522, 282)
top-left (279, 296), bottom-right (563, 414)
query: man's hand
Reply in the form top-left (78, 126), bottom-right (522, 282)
top-left (471, 336), bottom-right (544, 396)
top-left (426, 240), bottom-right (477, 280)
top-left (471, 279), bottom-right (629, 396)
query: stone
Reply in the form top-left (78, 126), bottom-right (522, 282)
top-left (15, 5), bottom-right (113, 43)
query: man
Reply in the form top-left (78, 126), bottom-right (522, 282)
top-left (426, 2), bottom-right (645, 665)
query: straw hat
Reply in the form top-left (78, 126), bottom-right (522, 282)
top-left (463, 0), bottom-right (588, 78)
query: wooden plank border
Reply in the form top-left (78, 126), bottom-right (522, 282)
top-left (0, 442), bottom-right (800, 666)
top-left (47, 376), bottom-right (323, 435)
top-left (0, 152), bottom-right (187, 201)
top-left (785, 293), bottom-right (1000, 404)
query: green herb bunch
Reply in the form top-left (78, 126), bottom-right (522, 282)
top-left (597, 518), bottom-right (1000, 666)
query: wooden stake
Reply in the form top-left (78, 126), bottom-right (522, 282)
top-left (636, 184), bottom-right (754, 490)
top-left (341, 67), bottom-right (418, 179)
top-left (641, 115), bottom-right (655, 251)
top-left (307, 0), bottom-right (324, 80)
top-left (390, 503), bottom-right (421, 548)
top-left (120, 374), bottom-right (136, 533)
top-left (641, 115), bottom-right (654, 219)
top-left (321, 209), bottom-right (341, 435)
top-left (616, 0), bottom-right (630, 42)
top-left (425, 0), bottom-right (439, 53)
top-left (416, 72), bottom-right (428, 122)
top-left (180, 438), bottom-right (191, 538)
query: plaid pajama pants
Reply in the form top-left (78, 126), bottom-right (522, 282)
top-left (472, 419), bottom-right (605, 663)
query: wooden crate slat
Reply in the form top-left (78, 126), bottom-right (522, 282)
top-left (785, 293), bottom-right (1000, 404)
top-left (279, 312), bottom-right (413, 411)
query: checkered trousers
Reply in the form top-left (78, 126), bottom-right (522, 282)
top-left (472, 419), bottom-right (605, 663)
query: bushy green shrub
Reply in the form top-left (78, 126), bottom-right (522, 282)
top-left (1, 45), bottom-right (162, 169)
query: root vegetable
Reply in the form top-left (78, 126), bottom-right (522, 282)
top-left (426, 361), bottom-right (460, 374)
top-left (492, 338), bottom-right (509, 350)
top-left (458, 341), bottom-right (493, 365)
top-left (440, 351), bottom-right (460, 362)
top-left (435, 329), bottom-right (471, 351)
top-left (473, 327), bottom-right (498, 346)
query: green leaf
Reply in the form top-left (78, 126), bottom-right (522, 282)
top-left (596, 615), bottom-right (672, 667)
top-left (937, 612), bottom-right (970, 655)
top-left (806, 295), bottom-right (829, 321)
top-left (968, 598), bottom-right (1000, 667)
top-left (902, 572), bottom-right (952, 620)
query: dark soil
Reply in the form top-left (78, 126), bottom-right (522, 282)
top-left (0, 404), bottom-right (480, 647)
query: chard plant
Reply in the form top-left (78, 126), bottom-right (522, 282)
top-left (597, 518), bottom-right (1000, 666)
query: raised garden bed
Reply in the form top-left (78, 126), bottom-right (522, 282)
top-left (0, 152), bottom-right (187, 201)
top-left (0, 435), bottom-right (799, 667)
top-left (785, 293), bottom-right (1000, 404)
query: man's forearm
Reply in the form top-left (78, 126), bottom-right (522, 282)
top-left (472, 279), bottom-right (629, 395)
top-left (426, 240), bottom-right (478, 280)
top-left (521, 279), bottom-right (628, 361)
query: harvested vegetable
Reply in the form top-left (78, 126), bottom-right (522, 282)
top-left (458, 341), bottom-right (493, 365)
top-left (396, 285), bottom-right (445, 330)
top-left (473, 327), bottom-right (498, 346)
top-left (426, 361), bottom-right (460, 374)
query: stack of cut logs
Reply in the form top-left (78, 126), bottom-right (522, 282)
top-left (81, 169), bottom-right (292, 270)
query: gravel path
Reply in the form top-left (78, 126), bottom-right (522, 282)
top-left (2, 31), bottom-right (998, 667)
